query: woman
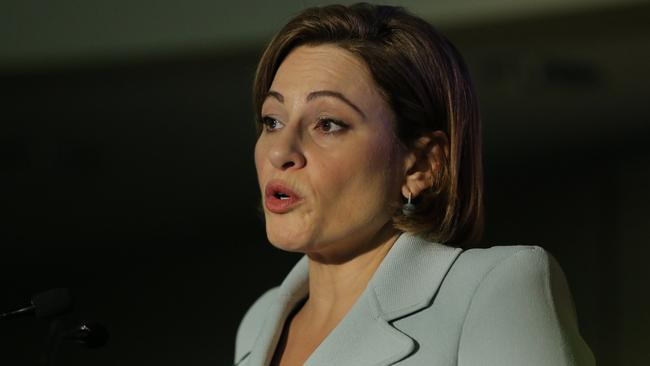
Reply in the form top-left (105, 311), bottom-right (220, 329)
top-left (235, 3), bottom-right (594, 366)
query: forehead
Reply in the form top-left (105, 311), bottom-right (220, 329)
top-left (270, 44), bottom-right (384, 106)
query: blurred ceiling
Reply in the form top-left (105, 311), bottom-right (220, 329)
top-left (0, 0), bottom-right (646, 72)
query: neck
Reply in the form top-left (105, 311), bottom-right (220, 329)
top-left (302, 225), bottom-right (401, 325)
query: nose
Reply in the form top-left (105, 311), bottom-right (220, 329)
top-left (267, 130), bottom-right (306, 170)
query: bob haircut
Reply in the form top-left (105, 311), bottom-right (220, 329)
top-left (253, 3), bottom-right (483, 246)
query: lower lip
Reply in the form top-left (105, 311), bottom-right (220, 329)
top-left (265, 195), bottom-right (301, 214)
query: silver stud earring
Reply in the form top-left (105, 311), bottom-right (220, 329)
top-left (402, 192), bottom-right (416, 216)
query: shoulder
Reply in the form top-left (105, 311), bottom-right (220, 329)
top-left (442, 245), bottom-right (564, 298)
top-left (449, 245), bottom-right (570, 330)
top-left (457, 245), bottom-right (549, 273)
top-left (454, 245), bottom-right (566, 321)
top-left (440, 245), bottom-right (555, 299)
top-left (453, 245), bottom-right (576, 320)
top-left (235, 287), bottom-right (280, 363)
top-left (443, 245), bottom-right (595, 365)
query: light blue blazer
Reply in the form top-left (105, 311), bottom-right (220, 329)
top-left (235, 233), bottom-right (595, 365)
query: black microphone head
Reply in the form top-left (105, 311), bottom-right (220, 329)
top-left (31, 288), bottom-right (72, 318)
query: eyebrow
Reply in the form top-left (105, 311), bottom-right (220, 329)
top-left (265, 89), bottom-right (366, 119)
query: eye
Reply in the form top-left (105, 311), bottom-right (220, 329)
top-left (315, 118), bottom-right (348, 134)
top-left (260, 116), bottom-right (284, 132)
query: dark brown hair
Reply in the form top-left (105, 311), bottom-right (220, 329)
top-left (253, 3), bottom-right (483, 246)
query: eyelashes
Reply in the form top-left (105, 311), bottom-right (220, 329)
top-left (260, 116), bottom-right (283, 132)
top-left (314, 117), bottom-right (349, 134)
top-left (259, 116), bottom-right (349, 135)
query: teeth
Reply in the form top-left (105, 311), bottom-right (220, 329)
top-left (275, 192), bottom-right (290, 200)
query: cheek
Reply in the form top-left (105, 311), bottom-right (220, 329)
top-left (254, 139), bottom-right (266, 181)
top-left (362, 135), bottom-right (402, 197)
top-left (317, 135), bottom-right (400, 216)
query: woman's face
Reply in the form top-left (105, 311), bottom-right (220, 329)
top-left (255, 44), bottom-right (405, 260)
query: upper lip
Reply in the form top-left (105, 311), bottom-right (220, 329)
top-left (264, 180), bottom-right (302, 200)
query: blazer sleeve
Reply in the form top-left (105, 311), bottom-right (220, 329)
top-left (457, 246), bottom-right (595, 366)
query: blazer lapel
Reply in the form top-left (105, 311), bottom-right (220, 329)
top-left (304, 290), bottom-right (414, 366)
top-left (368, 233), bottom-right (462, 322)
top-left (246, 233), bottom-right (462, 366)
top-left (246, 256), bottom-right (310, 366)
top-left (306, 233), bottom-right (462, 366)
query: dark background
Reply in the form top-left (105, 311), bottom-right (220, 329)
top-left (2, 1), bottom-right (649, 365)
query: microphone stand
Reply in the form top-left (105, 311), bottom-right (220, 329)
top-left (41, 317), bottom-right (65, 366)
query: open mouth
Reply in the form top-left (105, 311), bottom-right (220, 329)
top-left (265, 181), bottom-right (301, 213)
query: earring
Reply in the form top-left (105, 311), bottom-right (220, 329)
top-left (402, 192), bottom-right (416, 216)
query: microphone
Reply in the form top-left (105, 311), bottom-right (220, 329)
top-left (62, 322), bottom-right (109, 348)
top-left (0, 288), bottom-right (72, 320)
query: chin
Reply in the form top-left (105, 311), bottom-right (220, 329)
top-left (263, 210), bottom-right (316, 253)
top-left (265, 223), bottom-right (312, 253)
top-left (266, 234), bottom-right (310, 253)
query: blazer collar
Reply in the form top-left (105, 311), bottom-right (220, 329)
top-left (366, 232), bottom-right (462, 321)
top-left (246, 232), bottom-right (462, 366)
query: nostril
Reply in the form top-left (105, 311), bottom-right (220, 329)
top-left (282, 161), bottom-right (295, 169)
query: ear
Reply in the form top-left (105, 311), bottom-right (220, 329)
top-left (401, 130), bottom-right (449, 199)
